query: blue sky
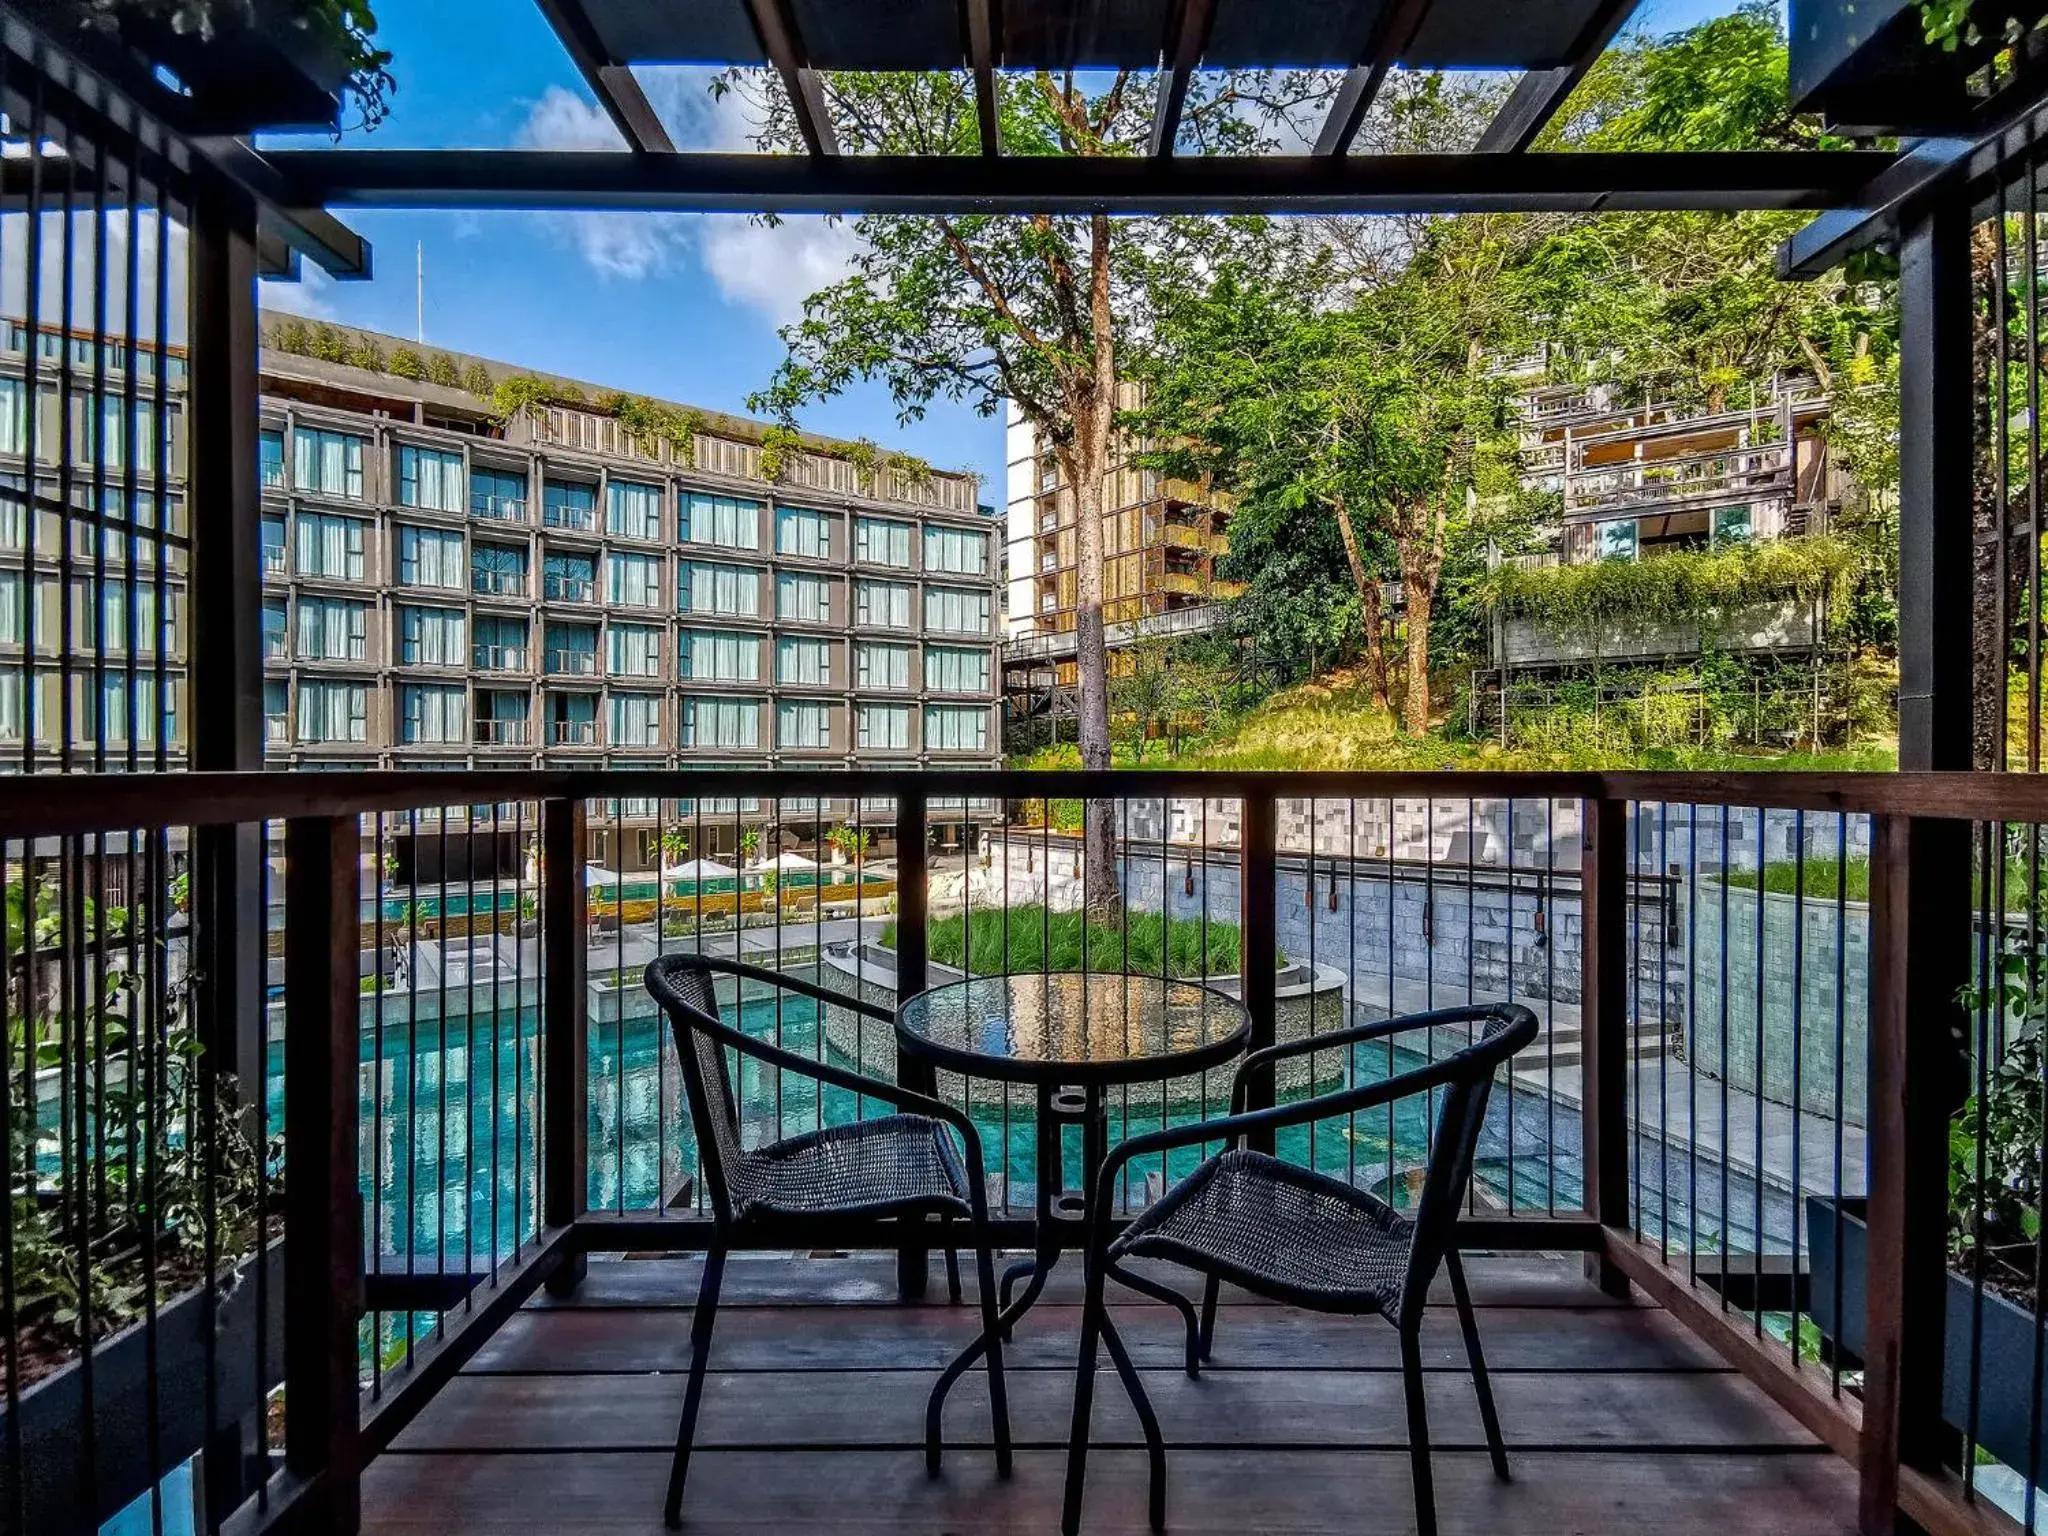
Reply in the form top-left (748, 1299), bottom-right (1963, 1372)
top-left (258, 0), bottom-right (1747, 498)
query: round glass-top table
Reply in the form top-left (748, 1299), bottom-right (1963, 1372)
top-left (896, 972), bottom-right (1250, 1402)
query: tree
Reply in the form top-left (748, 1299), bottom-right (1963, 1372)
top-left (731, 67), bottom-right (1328, 916)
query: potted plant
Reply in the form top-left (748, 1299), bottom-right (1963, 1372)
top-left (659, 828), bottom-right (690, 870)
top-left (1809, 952), bottom-right (2048, 1481)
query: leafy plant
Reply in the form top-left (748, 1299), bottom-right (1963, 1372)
top-left (659, 828), bottom-right (691, 867)
top-left (824, 824), bottom-right (873, 861)
top-left (739, 827), bottom-right (762, 863)
top-left (885, 905), bottom-right (1277, 979)
top-left (388, 346), bottom-right (426, 380)
top-left (758, 422), bottom-right (804, 483)
top-left (1953, 955), bottom-right (2048, 1302)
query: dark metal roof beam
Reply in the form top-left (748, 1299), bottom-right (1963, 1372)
top-left (744, 0), bottom-right (840, 157)
top-left (965, 0), bottom-right (1001, 157)
top-left (532, 0), bottom-right (675, 153)
top-left (1149, 0), bottom-right (1218, 159)
top-left (1312, 0), bottom-right (1433, 158)
top-left (1777, 137), bottom-right (1976, 279)
top-left (1474, 0), bottom-right (1641, 153)
top-left (263, 146), bottom-right (1899, 215)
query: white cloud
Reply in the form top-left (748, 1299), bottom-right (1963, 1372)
top-left (697, 216), bottom-right (861, 328)
top-left (513, 85), bottom-right (692, 281)
top-left (260, 257), bottom-right (339, 320)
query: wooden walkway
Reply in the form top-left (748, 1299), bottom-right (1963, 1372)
top-left (362, 1252), bottom-right (1856, 1534)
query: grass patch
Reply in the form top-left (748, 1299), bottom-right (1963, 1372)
top-left (1720, 856), bottom-right (1872, 902)
top-left (883, 904), bottom-right (1267, 978)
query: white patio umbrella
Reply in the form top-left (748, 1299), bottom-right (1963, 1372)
top-left (583, 863), bottom-right (623, 887)
top-left (662, 857), bottom-right (738, 881)
top-left (747, 850), bottom-right (819, 873)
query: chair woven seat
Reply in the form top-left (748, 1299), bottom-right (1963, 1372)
top-left (730, 1114), bottom-right (971, 1222)
top-left (1110, 1148), bottom-right (1413, 1315)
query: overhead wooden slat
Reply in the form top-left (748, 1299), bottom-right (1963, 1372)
top-left (1473, 0), bottom-right (1641, 153)
top-left (965, 0), bottom-right (1002, 157)
top-left (532, 0), bottom-right (676, 153)
top-left (744, 0), bottom-right (840, 156)
top-left (1149, 0), bottom-right (1219, 158)
top-left (1311, 0), bottom-right (1433, 158)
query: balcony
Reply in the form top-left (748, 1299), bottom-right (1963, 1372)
top-left (550, 717), bottom-right (598, 744)
top-left (1565, 442), bottom-right (1794, 518)
top-left (471, 493), bottom-right (528, 522)
top-left (473, 717), bottom-right (531, 745)
top-left (545, 649), bottom-right (598, 677)
top-left (472, 569), bottom-right (529, 599)
top-left (543, 575), bottom-right (596, 604)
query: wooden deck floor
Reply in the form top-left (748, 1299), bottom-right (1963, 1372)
top-left (361, 1251), bottom-right (1857, 1535)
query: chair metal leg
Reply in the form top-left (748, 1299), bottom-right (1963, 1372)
top-left (1108, 1259), bottom-right (1202, 1378)
top-left (1399, 1326), bottom-right (1437, 1536)
top-left (664, 1245), bottom-right (726, 1528)
top-left (1060, 1263), bottom-right (1106, 1536)
top-left (1446, 1250), bottom-right (1510, 1482)
top-left (1099, 1308), bottom-right (1167, 1531)
top-left (943, 1218), bottom-right (962, 1305)
top-left (1199, 1273), bottom-right (1221, 1360)
top-left (975, 1227), bottom-right (1013, 1476)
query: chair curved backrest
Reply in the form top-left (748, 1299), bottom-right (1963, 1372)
top-left (1396, 1006), bottom-right (1538, 1328)
top-left (645, 954), bottom-right (747, 1227)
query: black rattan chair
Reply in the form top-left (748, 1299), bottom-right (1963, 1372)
top-left (1060, 1003), bottom-right (1539, 1536)
top-left (644, 953), bottom-right (1012, 1526)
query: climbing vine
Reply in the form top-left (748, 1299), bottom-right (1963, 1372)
top-left (758, 423), bottom-right (804, 482)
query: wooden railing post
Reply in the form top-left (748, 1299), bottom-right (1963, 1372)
top-left (894, 789), bottom-right (932, 1299)
top-left (1240, 791), bottom-right (1279, 1153)
top-left (1579, 793), bottom-right (1630, 1297)
top-left (1862, 812), bottom-right (1971, 1535)
top-left (283, 815), bottom-right (364, 1534)
top-left (542, 796), bottom-right (588, 1296)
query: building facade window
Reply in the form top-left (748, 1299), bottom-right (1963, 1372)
top-left (93, 673), bottom-right (172, 746)
top-left (776, 570), bottom-right (832, 623)
top-left (924, 585), bottom-right (991, 635)
top-left (473, 614), bottom-right (529, 672)
top-left (295, 513), bottom-right (367, 581)
top-left (925, 704), bottom-right (989, 753)
top-left (398, 604), bottom-right (466, 667)
top-left (606, 478), bottom-right (663, 539)
top-left (856, 641), bottom-right (911, 691)
top-left (262, 598), bottom-right (287, 660)
top-left (260, 428), bottom-right (285, 489)
top-left (397, 524), bottom-right (465, 589)
top-left (776, 505), bottom-right (831, 559)
top-left (855, 578), bottom-right (912, 630)
top-left (264, 678), bottom-right (289, 745)
top-left (397, 445), bottom-right (465, 511)
top-left (296, 597), bottom-right (367, 661)
top-left (296, 679), bottom-right (367, 743)
top-left (606, 550), bottom-right (663, 609)
top-left (682, 696), bottom-right (760, 749)
top-left (679, 560), bottom-right (760, 618)
top-left (857, 702), bottom-right (912, 752)
top-left (681, 629), bottom-right (761, 682)
top-left (261, 514), bottom-right (287, 575)
top-left (544, 479), bottom-right (598, 531)
top-left (855, 516), bottom-right (912, 567)
top-left (776, 636), bottom-right (831, 686)
top-left (778, 699), bottom-right (830, 750)
top-left (472, 542), bottom-right (529, 596)
top-left (924, 645), bottom-right (990, 694)
top-left (400, 683), bottom-right (467, 744)
top-left (923, 525), bottom-right (986, 575)
top-left (475, 689), bottom-right (530, 744)
top-left (293, 428), bottom-right (365, 499)
top-left (544, 621), bottom-right (599, 675)
top-left (681, 491), bottom-right (761, 550)
top-left (542, 550), bottom-right (596, 603)
top-left (1713, 504), bottom-right (1753, 543)
top-left (547, 690), bottom-right (597, 744)
top-left (1598, 519), bottom-right (1638, 561)
top-left (606, 622), bottom-right (663, 678)
top-left (609, 691), bottom-right (662, 747)
top-left (471, 465), bottom-right (527, 520)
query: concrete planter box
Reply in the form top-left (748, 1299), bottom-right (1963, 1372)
top-left (818, 941), bottom-right (1348, 1104)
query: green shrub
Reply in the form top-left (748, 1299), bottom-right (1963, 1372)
top-left (884, 904), bottom-right (1268, 978)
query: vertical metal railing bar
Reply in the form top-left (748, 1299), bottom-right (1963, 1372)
top-left (1997, 188), bottom-right (2014, 770)
top-left (466, 813), bottom-right (481, 1296)
top-left (617, 798), bottom-right (632, 1212)
top-left (1628, 802), bottom-right (1642, 1241)
top-left (1307, 799), bottom-right (1319, 1178)
top-left (1789, 810), bottom-right (1807, 1365)
top-left (1505, 798), bottom-right (1518, 1212)
top-left (1346, 797), bottom-right (1358, 1196)
top-left (693, 795), bottom-right (704, 1211)
top-left (89, 115), bottom-right (109, 774)
top-left (1386, 796), bottom-right (1396, 1203)
top-left (149, 163), bottom-right (169, 777)
top-left (403, 807), bottom-right (418, 1360)
top-left (0, 836), bottom-right (17, 1536)
top-left (1718, 803), bottom-right (1732, 1306)
top-left (2027, 815), bottom-right (2048, 1531)
top-left (654, 798), bottom-right (669, 1207)
top-left (437, 808), bottom-right (451, 1280)
top-left (58, 835), bottom-right (96, 1524)
top-left (1463, 794), bottom-right (1476, 1214)
top-left (143, 825), bottom-right (167, 1536)
top-left (488, 804), bottom-right (503, 1268)
top-left (370, 812), bottom-right (387, 1384)
top-left (1423, 799), bottom-right (1435, 1170)
top-left (2029, 142), bottom-right (2044, 773)
top-left (1751, 806), bottom-right (1768, 1333)
top-left (251, 820), bottom-right (273, 1502)
top-left (17, 63), bottom-right (42, 775)
top-left (1657, 801), bottom-right (1671, 1259)
top-left (1544, 798), bottom-right (1556, 1215)
top-left (1687, 801), bottom-right (1700, 1286)
top-left (54, 97), bottom-right (78, 774)
top-left (813, 797), bottom-right (824, 1146)
top-left (514, 800), bottom-right (528, 1241)
top-left (119, 119), bottom-right (141, 778)
top-left (1830, 812), bottom-right (1849, 1397)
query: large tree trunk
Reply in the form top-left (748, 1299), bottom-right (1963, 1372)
top-left (1074, 212), bottom-right (1121, 921)
top-left (1395, 499), bottom-right (1444, 736)
top-left (1333, 489), bottom-right (1389, 708)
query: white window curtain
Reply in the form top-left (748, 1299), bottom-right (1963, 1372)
top-left (682, 629), bottom-right (760, 681)
top-left (925, 705), bottom-right (989, 752)
top-left (683, 491), bottom-right (761, 550)
top-left (680, 562), bottom-right (759, 617)
top-left (606, 551), bottom-right (662, 608)
top-left (399, 445), bottom-right (465, 511)
top-left (295, 513), bottom-right (366, 580)
top-left (924, 646), bottom-right (990, 694)
top-left (606, 623), bottom-right (662, 677)
top-left (858, 703), bottom-right (911, 752)
top-left (856, 517), bottom-right (912, 566)
top-left (398, 525), bottom-right (465, 588)
top-left (293, 429), bottom-right (365, 498)
top-left (856, 580), bottom-right (912, 629)
top-left (400, 605), bottom-right (467, 666)
top-left (401, 684), bottom-right (467, 744)
top-left (776, 637), bottom-right (831, 685)
top-left (776, 506), bottom-right (830, 558)
top-left (296, 680), bottom-right (367, 743)
top-left (925, 586), bottom-right (991, 635)
top-left (856, 642), bottom-right (910, 690)
top-left (607, 479), bottom-right (663, 539)
top-left (609, 692), bottom-right (662, 746)
top-left (684, 696), bottom-right (761, 748)
top-left (776, 571), bottom-right (831, 622)
top-left (923, 526), bottom-right (986, 575)
top-left (297, 598), bottom-right (367, 660)
top-left (778, 700), bottom-right (830, 749)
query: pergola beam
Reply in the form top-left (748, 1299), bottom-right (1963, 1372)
top-left (1474, 0), bottom-right (1640, 153)
top-left (744, 0), bottom-right (840, 156)
top-left (531, 0), bottom-right (675, 153)
top-left (1311, 0), bottom-right (1433, 158)
top-left (965, 0), bottom-right (1001, 157)
top-left (1149, 0), bottom-right (1219, 158)
top-left (262, 146), bottom-right (1899, 216)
